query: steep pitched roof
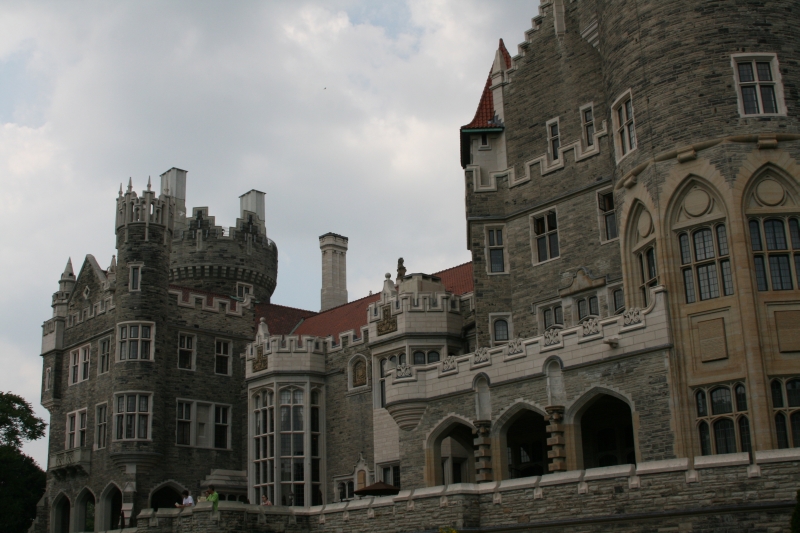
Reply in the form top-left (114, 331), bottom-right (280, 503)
top-left (255, 302), bottom-right (318, 335)
top-left (460, 39), bottom-right (511, 130)
top-left (291, 262), bottom-right (474, 343)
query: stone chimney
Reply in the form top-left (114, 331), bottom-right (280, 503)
top-left (160, 167), bottom-right (187, 229)
top-left (319, 233), bottom-right (348, 311)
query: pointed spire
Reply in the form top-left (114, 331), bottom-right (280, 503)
top-left (119, 184), bottom-right (123, 197)
top-left (109, 255), bottom-right (116, 273)
top-left (127, 178), bottom-right (133, 192)
top-left (147, 176), bottom-right (151, 191)
top-left (62, 258), bottom-right (74, 279)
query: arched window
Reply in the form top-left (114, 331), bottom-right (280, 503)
top-left (698, 421), bottom-right (711, 455)
top-left (397, 353), bottom-right (406, 366)
top-left (413, 351), bottom-right (426, 365)
top-left (713, 418), bottom-right (736, 454)
top-left (769, 377), bottom-right (800, 448)
top-left (379, 359), bottom-right (387, 408)
top-left (637, 246), bottom-right (658, 306)
top-left (738, 416), bottom-right (752, 453)
top-left (576, 296), bottom-right (599, 320)
top-left (735, 384), bottom-right (748, 411)
top-left (351, 359), bottom-right (367, 388)
top-left (694, 384), bottom-right (749, 455)
top-left (427, 351), bottom-right (440, 364)
top-left (710, 387), bottom-right (733, 414)
top-left (494, 319), bottom-right (509, 342)
top-left (749, 217), bottom-right (800, 291)
top-left (696, 390), bottom-right (707, 417)
top-left (338, 482), bottom-right (346, 502)
top-left (678, 224), bottom-right (733, 303)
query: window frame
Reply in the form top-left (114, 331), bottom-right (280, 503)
top-left (96, 403), bottom-right (108, 450)
top-left (489, 313), bottom-right (513, 346)
top-left (769, 377), bottom-right (800, 448)
top-left (98, 337), bottom-right (111, 375)
top-left (611, 90), bottom-right (637, 162)
top-left (546, 117), bottom-right (561, 161)
top-left (128, 262), bottom-right (143, 292)
top-left (215, 339), bottom-right (232, 376)
top-left (731, 53), bottom-right (787, 117)
top-left (575, 294), bottom-right (600, 322)
top-left (597, 189), bottom-right (618, 243)
top-left (236, 282), bottom-right (254, 299)
top-left (530, 208), bottom-right (561, 266)
top-left (677, 223), bottom-right (734, 304)
top-left (608, 286), bottom-right (625, 315)
top-left (538, 301), bottom-right (564, 331)
top-left (66, 408), bottom-right (88, 450)
top-left (485, 225), bottom-right (509, 275)
top-left (178, 332), bottom-right (197, 371)
top-left (116, 322), bottom-right (155, 362)
top-left (113, 392), bottom-right (153, 442)
top-left (580, 103), bottom-right (595, 148)
top-left (634, 242), bottom-right (658, 307)
top-left (379, 462), bottom-right (401, 488)
top-left (69, 344), bottom-right (91, 386)
top-left (693, 382), bottom-right (751, 456)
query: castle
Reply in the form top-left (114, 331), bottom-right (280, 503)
top-left (33, 1), bottom-right (800, 532)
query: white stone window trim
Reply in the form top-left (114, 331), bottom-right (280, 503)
top-left (693, 382), bottom-right (751, 456)
top-left (44, 367), bottom-right (51, 391)
top-left (333, 475), bottom-right (356, 502)
top-left (116, 321), bottom-right (156, 362)
top-left (611, 89), bottom-right (637, 163)
top-left (347, 353), bottom-right (370, 391)
top-left (607, 284), bottom-right (625, 316)
top-left (633, 240), bottom-right (658, 308)
top-left (174, 398), bottom-right (233, 449)
top-left (95, 402), bottom-right (108, 450)
top-left (236, 282), bottom-right (254, 299)
top-left (484, 224), bottom-right (510, 276)
top-left (69, 344), bottom-right (91, 386)
top-left (410, 347), bottom-right (444, 366)
top-left (113, 391), bottom-right (153, 442)
top-left (579, 102), bottom-right (596, 149)
top-left (214, 338), bottom-right (232, 376)
top-left (535, 299), bottom-right (564, 331)
top-left (177, 332), bottom-right (197, 371)
top-left (477, 132), bottom-right (491, 151)
top-left (488, 312), bottom-right (513, 347)
top-left (65, 407), bottom-right (88, 450)
top-left (128, 262), bottom-right (143, 292)
top-left (98, 336), bottom-right (112, 375)
top-left (573, 293), bottom-right (600, 323)
top-left (529, 207), bottom-right (561, 267)
top-left (377, 461), bottom-right (401, 488)
top-left (730, 53), bottom-right (787, 117)
top-left (597, 187), bottom-right (619, 244)
top-left (546, 117), bottom-right (561, 162)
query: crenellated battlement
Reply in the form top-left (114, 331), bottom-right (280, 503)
top-left (169, 285), bottom-right (251, 316)
top-left (245, 318), bottom-right (326, 376)
top-left (116, 178), bottom-right (176, 231)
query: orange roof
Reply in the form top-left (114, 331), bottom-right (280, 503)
top-left (255, 302), bottom-right (318, 335)
top-left (461, 39), bottom-right (511, 131)
top-left (291, 262), bottom-right (474, 343)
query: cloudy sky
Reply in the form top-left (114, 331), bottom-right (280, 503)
top-left (0, 0), bottom-right (536, 466)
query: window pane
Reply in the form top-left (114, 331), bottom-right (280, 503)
top-left (547, 212), bottom-right (558, 231)
top-left (713, 419), bottom-right (736, 454)
top-left (769, 255), bottom-right (793, 290)
top-left (790, 220), bottom-right (800, 249)
top-left (534, 217), bottom-right (545, 235)
top-left (756, 62), bottom-right (772, 81)
top-left (771, 380), bottom-right (784, 408)
top-left (292, 406), bottom-right (303, 431)
top-left (735, 384), bottom-right (747, 411)
top-left (413, 351), bottom-right (425, 365)
top-left (494, 320), bottom-right (509, 341)
top-left (696, 390), bottom-right (707, 417)
top-left (710, 387), bottom-right (733, 415)
top-left (738, 62), bottom-right (755, 82)
top-left (487, 230), bottom-right (495, 246)
top-left (625, 100), bottom-right (633, 121)
top-left (554, 306), bottom-right (563, 325)
top-left (739, 417), bottom-right (752, 453)
top-left (721, 260), bottom-right (734, 296)
top-left (427, 351), bottom-right (440, 363)
top-left (543, 309), bottom-right (552, 329)
top-left (139, 395), bottom-right (148, 412)
top-left (699, 422), bottom-right (711, 456)
top-left (293, 433), bottom-right (304, 456)
top-left (549, 233), bottom-right (560, 258)
top-left (679, 234), bottom-right (691, 264)
top-left (311, 407), bottom-right (319, 432)
top-left (293, 390), bottom-right (303, 405)
top-left (754, 256), bottom-right (768, 291)
top-left (605, 213), bottom-right (617, 240)
top-left (138, 414), bottom-right (148, 439)
top-left (537, 237), bottom-right (548, 262)
top-left (589, 296), bottom-right (599, 316)
top-left (293, 459), bottom-right (304, 481)
top-left (693, 229), bottom-right (715, 261)
top-left (716, 225), bottom-right (729, 256)
top-left (761, 85), bottom-right (778, 113)
top-left (791, 412), bottom-right (800, 448)
top-left (586, 123), bottom-right (595, 145)
top-left (578, 299), bottom-right (588, 319)
top-left (764, 220), bottom-right (788, 250)
top-left (741, 86), bottom-right (759, 114)
top-left (749, 220), bottom-right (763, 251)
top-left (683, 269), bottom-right (696, 304)
top-left (646, 248), bottom-right (657, 280)
top-left (280, 406), bottom-right (291, 431)
top-left (787, 379), bottom-right (800, 407)
top-left (490, 249), bottom-right (505, 273)
top-left (552, 138), bottom-right (560, 159)
top-left (280, 390), bottom-right (291, 405)
top-left (613, 289), bottom-right (624, 313)
top-left (495, 229), bottom-right (503, 246)
top-left (697, 263), bottom-right (720, 300)
top-left (627, 123), bottom-right (636, 149)
top-left (776, 413), bottom-right (790, 449)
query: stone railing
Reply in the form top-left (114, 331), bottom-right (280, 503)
top-left (49, 446), bottom-right (91, 478)
top-left (131, 450), bottom-right (800, 533)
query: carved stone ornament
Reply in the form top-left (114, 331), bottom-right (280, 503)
top-left (506, 337), bottom-right (524, 355)
top-left (395, 362), bottom-right (412, 378)
top-left (543, 328), bottom-right (560, 346)
top-left (623, 307), bottom-right (642, 326)
top-left (442, 355), bottom-right (458, 371)
top-left (352, 360), bottom-right (367, 387)
top-left (252, 344), bottom-right (268, 372)
top-left (376, 305), bottom-right (398, 336)
top-left (582, 318), bottom-right (600, 336)
top-left (474, 347), bottom-right (490, 364)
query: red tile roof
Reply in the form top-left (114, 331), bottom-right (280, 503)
top-left (461, 39), bottom-right (511, 131)
top-left (255, 302), bottom-right (318, 335)
top-left (290, 262), bottom-right (474, 343)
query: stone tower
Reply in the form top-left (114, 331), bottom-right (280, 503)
top-left (319, 232), bottom-right (348, 311)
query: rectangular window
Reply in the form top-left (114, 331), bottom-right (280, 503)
top-left (548, 120), bottom-right (560, 160)
top-left (114, 393), bottom-right (151, 441)
top-left (598, 192), bottom-right (617, 240)
top-left (96, 404), bottom-right (107, 449)
top-left (542, 304), bottom-right (563, 329)
top-left (44, 368), bottom-right (51, 391)
top-left (734, 55), bottom-right (784, 116)
top-left (99, 339), bottom-right (110, 374)
top-left (237, 283), bottom-right (252, 299)
top-left (70, 351), bottom-right (79, 385)
top-left (612, 289), bottom-right (625, 314)
top-left (66, 409), bottom-right (87, 449)
top-left (582, 106), bottom-right (595, 146)
top-left (118, 323), bottom-right (153, 361)
top-left (215, 406), bottom-right (229, 449)
top-left (178, 334), bottom-right (195, 370)
top-left (612, 92), bottom-right (636, 158)
top-left (533, 211), bottom-right (559, 263)
top-left (769, 255), bottom-right (793, 290)
top-left (486, 227), bottom-right (506, 273)
top-left (81, 346), bottom-right (90, 381)
top-left (129, 265), bottom-right (141, 291)
top-left (215, 340), bottom-right (231, 375)
top-left (177, 402), bottom-right (192, 445)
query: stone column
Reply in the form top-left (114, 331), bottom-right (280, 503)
top-left (545, 406), bottom-right (566, 472)
top-left (473, 420), bottom-right (493, 483)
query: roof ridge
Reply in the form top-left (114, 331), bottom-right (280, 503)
top-left (259, 302), bottom-right (318, 315)
top-left (312, 292), bottom-right (381, 316)
top-left (433, 261), bottom-right (473, 275)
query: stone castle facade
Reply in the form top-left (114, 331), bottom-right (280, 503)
top-left (33, 1), bottom-right (800, 532)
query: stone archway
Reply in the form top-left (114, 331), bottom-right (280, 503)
top-left (150, 484), bottom-right (183, 511)
top-left (99, 484), bottom-right (123, 530)
top-left (425, 417), bottom-right (477, 486)
top-left (74, 488), bottom-right (95, 532)
top-left (502, 410), bottom-right (548, 479)
top-left (577, 395), bottom-right (636, 469)
top-left (51, 493), bottom-right (70, 533)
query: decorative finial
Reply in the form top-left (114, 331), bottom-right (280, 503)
top-left (147, 176), bottom-right (151, 190)
top-left (385, 273), bottom-right (391, 279)
top-left (119, 184), bottom-right (123, 197)
top-left (396, 257), bottom-right (407, 280)
top-left (109, 255), bottom-right (116, 272)
top-left (127, 178), bottom-right (132, 192)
